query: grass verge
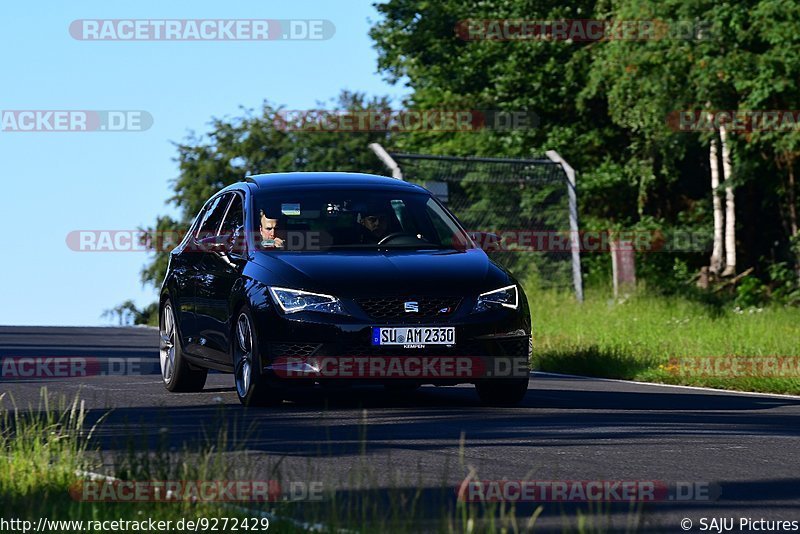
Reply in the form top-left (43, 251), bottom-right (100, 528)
top-left (529, 289), bottom-right (800, 395)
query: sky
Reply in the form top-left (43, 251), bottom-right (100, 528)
top-left (0, 1), bottom-right (409, 326)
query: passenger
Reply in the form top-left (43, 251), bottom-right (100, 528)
top-left (259, 210), bottom-right (284, 248)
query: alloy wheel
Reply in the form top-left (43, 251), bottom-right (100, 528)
top-left (234, 312), bottom-right (253, 398)
top-left (159, 304), bottom-right (176, 383)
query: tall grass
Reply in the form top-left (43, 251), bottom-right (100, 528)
top-left (0, 389), bottom-right (635, 532)
top-left (0, 389), bottom-right (266, 527)
top-left (0, 389), bottom-right (99, 509)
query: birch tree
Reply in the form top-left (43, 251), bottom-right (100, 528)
top-left (719, 123), bottom-right (736, 276)
top-left (709, 126), bottom-right (724, 275)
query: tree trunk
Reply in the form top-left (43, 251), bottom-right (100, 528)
top-left (720, 124), bottom-right (736, 276)
top-left (709, 123), bottom-right (724, 275)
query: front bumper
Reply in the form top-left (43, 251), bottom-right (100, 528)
top-left (255, 305), bottom-right (531, 385)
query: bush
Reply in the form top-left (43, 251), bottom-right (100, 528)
top-left (735, 276), bottom-right (766, 308)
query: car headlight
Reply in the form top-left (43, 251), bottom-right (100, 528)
top-left (473, 284), bottom-right (519, 312)
top-left (268, 286), bottom-right (344, 314)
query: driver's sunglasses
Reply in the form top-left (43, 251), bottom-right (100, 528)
top-left (363, 215), bottom-right (383, 224)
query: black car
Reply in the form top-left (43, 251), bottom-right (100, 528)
top-left (159, 172), bottom-right (531, 406)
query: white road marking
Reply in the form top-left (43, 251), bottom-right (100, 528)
top-left (532, 371), bottom-right (800, 400)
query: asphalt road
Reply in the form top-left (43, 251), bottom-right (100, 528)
top-left (2, 326), bottom-right (800, 532)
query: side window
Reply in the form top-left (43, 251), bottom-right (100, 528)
top-left (219, 193), bottom-right (244, 237)
top-left (181, 206), bottom-right (207, 246)
top-left (195, 195), bottom-right (230, 241)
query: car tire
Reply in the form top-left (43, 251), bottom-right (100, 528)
top-left (475, 378), bottom-right (528, 406)
top-left (232, 307), bottom-right (283, 407)
top-left (160, 300), bottom-right (208, 392)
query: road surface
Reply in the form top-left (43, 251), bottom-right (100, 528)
top-left (2, 326), bottom-right (799, 532)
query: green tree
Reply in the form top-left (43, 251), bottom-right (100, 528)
top-left (102, 300), bottom-right (158, 326)
top-left (587, 0), bottom-right (800, 282)
top-left (371, 0), bottom-right (800, 291)
top-left (739, 0), bottom-right (800, 279)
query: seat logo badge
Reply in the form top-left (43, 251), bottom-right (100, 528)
top-left (404, 301), bottom-right (419, 313)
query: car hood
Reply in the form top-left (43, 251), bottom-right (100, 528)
top-left (250, 248), bottom-right (510, 297)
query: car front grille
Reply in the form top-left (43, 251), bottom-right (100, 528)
top-left (354, 296), bottom-right (462, 321)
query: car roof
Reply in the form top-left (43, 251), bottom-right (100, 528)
top-left (244, 172), bottom-right (427, 193)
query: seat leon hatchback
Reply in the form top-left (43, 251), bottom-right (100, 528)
top-left (159, 172), bottom-right (531, 406)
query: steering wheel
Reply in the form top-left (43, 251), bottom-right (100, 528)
top-left (377, 232), bottom-right (419, 245)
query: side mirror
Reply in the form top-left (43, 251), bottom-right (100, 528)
top-left (197, 230), bottom-right (249, 255)
top-left (197, 234), bottom-right (231, 254)
top-left (469, 231), bottom-right (502, 252)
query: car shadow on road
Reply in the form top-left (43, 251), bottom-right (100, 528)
top-left (75, 375), bottom-right (800, 458)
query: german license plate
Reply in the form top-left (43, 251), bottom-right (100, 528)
top-left (372, 326), bottom-right (455, 346)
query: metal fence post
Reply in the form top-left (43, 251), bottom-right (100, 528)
top-left (368, 143), bottom-right (403, 180)
top-left (546, 150), bottom-right (584, 302)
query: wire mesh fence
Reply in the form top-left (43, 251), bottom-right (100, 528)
top-left (387, 152), bottom-right (581, 298)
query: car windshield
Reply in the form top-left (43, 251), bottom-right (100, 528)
top-left (252, 189), bottom-right (475, 252)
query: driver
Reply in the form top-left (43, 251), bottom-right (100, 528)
top-left (358, 207), bottom-right (392, 243)
top-left (259, 210), bottom-right (285, 249)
